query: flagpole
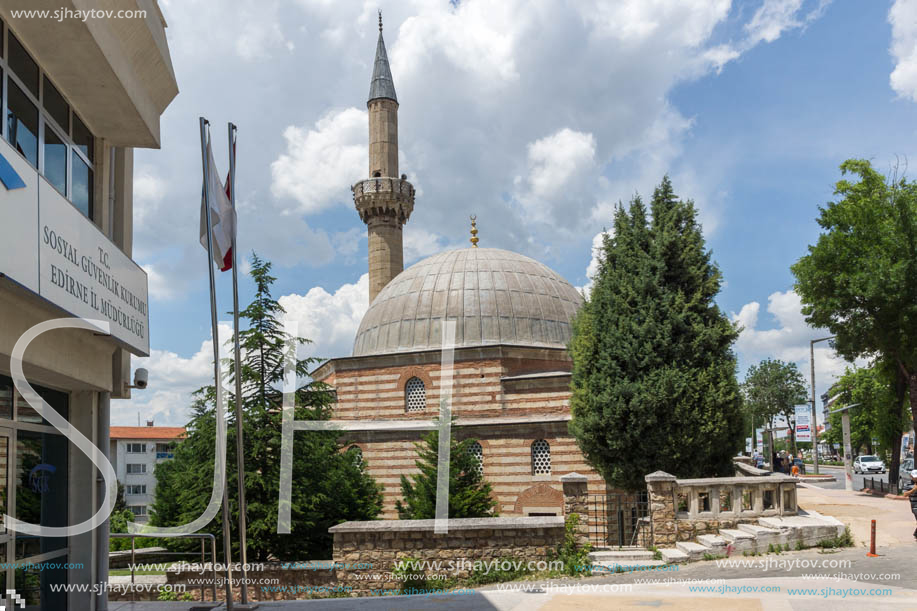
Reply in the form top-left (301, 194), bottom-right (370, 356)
top-left (227, 122), bottom-right (254, 607)
top-left (199, 116), bottom-right (235, 611)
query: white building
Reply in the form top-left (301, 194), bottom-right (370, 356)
top-left (110, 424), bottom-right (184, 522)
top-left (0, 1), bottom-right (177, 609)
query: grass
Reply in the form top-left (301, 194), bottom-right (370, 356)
top-left (109, 569), bottom-right (166, 576)
top-left (815, 526), bottom-right (854, 549)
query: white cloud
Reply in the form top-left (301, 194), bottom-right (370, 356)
top-left (731, 290), bottom-right (863, 402)
top-left (514, 128), bottom-right (597, 226)
top-left (278, 273), bottom-right (369, 362)
top-left (115, 322), bottom-right (233, 426)
top-left (270, 108), bottom-right (367, 214)
top-left (577, 231), bottom-right (607, 296)
top-left (890, 0), bottom-right (917, 102)
top-left (114, 274), bottom-right (370, 425)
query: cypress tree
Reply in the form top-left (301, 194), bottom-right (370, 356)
top-left (569, 177), bottom-right (743, 491)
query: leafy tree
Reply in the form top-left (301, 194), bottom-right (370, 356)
top-left (792, 160), bottom-right (917, 490)
top-left (742, 359), bottom-right (808, 458)
top-left (823, 363), bottom-right (909, 470)
top-left (114, 481), bottom-right (127, 514)
top-left (396, 427), bottom-right (498, 519)
top-left (109, 508), bottom-right (138, 552)
top-left (151, 254), bottom-right (383, 559)
top-left (569, 177), bottom-right (744, 491)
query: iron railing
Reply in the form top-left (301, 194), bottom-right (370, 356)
top-left (588, 492), bottom-right (650, 548)
top-left (110, 532), bottom-right (218, 603)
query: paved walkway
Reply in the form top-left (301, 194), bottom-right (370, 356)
top-left (796, 483), bottom-right (916, 548)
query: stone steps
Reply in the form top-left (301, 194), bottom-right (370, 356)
top-left (588, 549), bottom-right (657, 561)
top-left (588, 559), bottom-right (669, 573)
top-left (656, 514), bottom-right (845, 563)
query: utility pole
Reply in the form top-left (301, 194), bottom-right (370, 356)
top-left (810, 336), bottom-right (835, 474)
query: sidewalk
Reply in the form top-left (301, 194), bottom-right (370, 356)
top-left (797, 483), bottom-right (915, 548)
top-left (107, 575), bottom-right (917, 610)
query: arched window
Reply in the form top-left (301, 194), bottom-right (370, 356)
top-left (468, 441), bottom-right (484, 477)
top-left (531, 439), bottom-right (551, 475)
top-left (405, 377), bottom-right (426, 412)
top-left (348, 445), bottom-right (363, 468)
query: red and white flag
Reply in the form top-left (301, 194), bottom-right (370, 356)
top-left (199, 138), bottom-right (235, 271)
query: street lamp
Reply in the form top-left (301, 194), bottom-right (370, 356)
top-left (810, 335), bottom-right (835, 475)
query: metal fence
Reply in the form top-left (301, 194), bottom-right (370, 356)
top-left (110, 532), bottom-right (218, 603)
top-left (862, 477), bottom-right (889, 494)
top-left (588, 492), bottom-right (650, 548)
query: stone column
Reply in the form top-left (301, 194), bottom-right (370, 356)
top-left (645, 471), bottom-right (677, 547)
top-left (561, 472), bottom-right (590, 547)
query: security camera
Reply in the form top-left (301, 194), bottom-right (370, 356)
top-left (131, 368), bottom-right (149, 390)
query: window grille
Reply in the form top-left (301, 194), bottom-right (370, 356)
top-left (468, 441), bottom-right (483, 477)
top-left (531, 439), bottom-right (551, 475)
top-left (405, 377), bottom-right (426, 412)
top-left (350, 446), bottom-right (363, 467)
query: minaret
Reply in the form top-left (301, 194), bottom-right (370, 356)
top-left (353, 12), bottom-right (415, 303)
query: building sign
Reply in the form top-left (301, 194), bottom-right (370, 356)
top-left (0, 139), bottom-right (149, 355)
top-left (745, 437), bottom-right (752, 453)
top-left (755, 427), bottom-right (764, 453)
top-left (795, 405), bottom-right (812, 442)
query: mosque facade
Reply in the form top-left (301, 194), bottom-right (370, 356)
top-left (312, 18), bottom-right (628, 532)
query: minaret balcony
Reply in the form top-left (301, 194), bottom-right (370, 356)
top-left (353, 177), bottom-right (415, 225)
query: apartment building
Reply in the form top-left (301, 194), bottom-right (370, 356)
top-left (110, 424), bottom-right (184, 522)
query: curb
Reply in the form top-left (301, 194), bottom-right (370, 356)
top-left (797, 475), bottom-right (835, 482)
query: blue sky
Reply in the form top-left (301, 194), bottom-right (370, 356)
top-left (121, 0), bottom-right (917, 426)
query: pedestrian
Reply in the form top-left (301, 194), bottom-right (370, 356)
top-left (904, 470), bottom-right (917, 540)
top-left (791, 463), bottom-right (800, 477)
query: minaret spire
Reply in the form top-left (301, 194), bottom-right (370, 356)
top-left (353, 16), bottom-right (415, 303)
top-left (368, 12), bottom-right (397, 104)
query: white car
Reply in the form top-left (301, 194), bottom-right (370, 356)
top-left (853, 455), bottom-right (886, 474)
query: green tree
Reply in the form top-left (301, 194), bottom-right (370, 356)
top-left (792, 159), bottom-right (917, 490)
top-left (151, 254), bottom-right (383, 559)
top-left (823, 363), bottom-right (909, 462)
top-left (569, 177), bottom-right (744, 491)
top-left (396, 427), bottom-right (498, 519)
top-left (742, 359), bottom-right (808, 458)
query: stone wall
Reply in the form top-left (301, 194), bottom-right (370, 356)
top-left (165, 561), bottom-right (339, 602)
top-left (645, 471), bottom-right (799, 547)
top-left (329, 517), bottom-right (565, 595)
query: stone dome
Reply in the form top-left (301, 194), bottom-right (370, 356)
top-left (352, 248), bottom-right (583, 356)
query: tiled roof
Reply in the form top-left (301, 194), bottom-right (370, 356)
top-left (110, 426), bottom-right (185, 440)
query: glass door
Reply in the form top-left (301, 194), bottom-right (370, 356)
top-left (0, 427), bottom-right (13, 608)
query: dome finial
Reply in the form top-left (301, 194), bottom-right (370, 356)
top-left (470, 215), bottom-right (479, 248)
top-left (378, 9), bottom-right (383, 32)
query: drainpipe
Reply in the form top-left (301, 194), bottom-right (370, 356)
top-left (96, 391), bottom-right (111, 611)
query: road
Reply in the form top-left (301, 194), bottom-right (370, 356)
top-left (804, 464), bottom-right (893, 491)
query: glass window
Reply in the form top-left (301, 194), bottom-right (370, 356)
top-left (127, 443), bottom-right (146, 453)
top-left (468, 441), bottom-right (483, 476)
top-left (6, 79), bottom-right (38, 167)
top-left (15, 553), bottom-right (67, 610)
top-left (126, 463), bottom-right (146, 474)
top-left (42, 75), bottom-right (69, 132)
top-left (71, 151), bottom-right (93, 218)
top-left (71, 112), bottom-right (92, 161)
top-left (7, 34), bottom-right (38, 97)
top-left (43, 125), bottom-right (67, 195)
top-left (16, 385), bottom-right (68, 426)
top-left (0, 376), bottom-right (14, 420)
top-left (129, 505), bottom-right (147, 516)
top-left (15, 431), bottom-right (68, 558)
top-left (405, 377), bottom-right (425, 412)
top-left (531, 439), bottom-right (551, 475)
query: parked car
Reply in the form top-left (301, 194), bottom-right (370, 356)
top-left (792, 458), bottom-right (806, 475)
top-left (853, 455), bottom-right (886, 474)
top-left (899, 457), bottom-right (915, 490)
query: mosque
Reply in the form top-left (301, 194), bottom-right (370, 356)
top-left (312, 17), bottom-right (627, 531)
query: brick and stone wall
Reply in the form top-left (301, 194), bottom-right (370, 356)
top-left (314, 346), bottom-right (610, 526)
top-left (329, 517), bottom-right (566, 595)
